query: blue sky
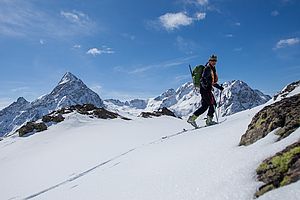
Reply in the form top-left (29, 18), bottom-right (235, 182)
top-left (1, 0), bottom-right (300, 109)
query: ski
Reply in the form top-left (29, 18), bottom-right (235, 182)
top-left (161, 118), bottom-right (227, 140)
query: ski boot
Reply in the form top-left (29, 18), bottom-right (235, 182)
top-left (206, 116), bottom-right (218, 126)
top-left (187, 114), bottom-right (198, 128)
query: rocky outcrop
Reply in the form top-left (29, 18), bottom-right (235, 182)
top-left (239, 93), bottom-right (300, 146)
top-left (17, 122), bottom-right (47, 137)
top-left (16, 104), bottom-right (130, 137)
top-left (139, 107), bottom-right (177, 118)
top-left (51, 104), bottom-right (131, 120)
top-left (42, 114), bottom-right (65, 123)
top-left (274, 80), bottom-right (300, 100)
top-left (255, 140), bottom-right (300, 198)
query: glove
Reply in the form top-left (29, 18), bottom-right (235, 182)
top-left (214, 83), bottom-right (224, 91)
top-left (219, 85), bottom-right (224, 91)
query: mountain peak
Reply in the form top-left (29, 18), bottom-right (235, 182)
top-left (58, 72), bottom-right (80, 85)
top-left (16, 97), bottom-right (29, 104)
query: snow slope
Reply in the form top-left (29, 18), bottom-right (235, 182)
top-left (1, 104), bottom-right (299, 200)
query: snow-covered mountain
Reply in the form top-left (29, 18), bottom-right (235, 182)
top-left (105, 99), bottom-right (147, 109)
top-left (105, 80), bottom-right (271, 118)
top-left (0, 80), bottom-right (299, 200)
top-left (0, 72), bottom-right (104, 137)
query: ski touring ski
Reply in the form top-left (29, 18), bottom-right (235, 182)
top-left (161, 118), bottom-right (227, 140)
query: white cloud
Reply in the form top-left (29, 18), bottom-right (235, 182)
top-left (235, 22), bottom-right (241, 26)
top-left (271, 10), bottom-right (280, 16)
top-left (197, 0), bottom-right (209, 6)
top-left (39, 39), bottom-right (45, 45)
top-left (274, 37), bottom-right (300, 49)
top-left (73, 44), bottom-right (81, 49)
top-left (195, 12), bottom-right (206, 20)
top-left (225, 34), bottom-right (234, 38)
top-left (87, 48), bottom-right (101, 56)
top-left (86, 47), bottom-right (115, 56)
top-left (159, 12), bottom-right (193, 30)
top-left (234, 47), bottom-right (242, 51)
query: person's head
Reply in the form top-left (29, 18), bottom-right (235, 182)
top-left (208, 54), bottom-right (217, 66)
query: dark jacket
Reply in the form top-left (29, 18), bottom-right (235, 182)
top-left (201, 63), bottom-right (222, 91)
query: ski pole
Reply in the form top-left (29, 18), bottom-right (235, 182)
top-left (217, 89), bottom-right (223, 122)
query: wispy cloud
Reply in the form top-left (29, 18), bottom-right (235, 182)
top-left (271, 10), bottom-right (280, 17)
top-left (39, 39), bottom-right (45, 45)
top-left (197, 0), bottom-right (209, 6)
top-left (183, 0), bottom-right (209, 6)
top-left (225, 34), bottom-right (234, 38)
top-left (73, 44), bottom-right (81, 49)
top-left (0, 1), bottom-right (97, 39)
top-left (233, 47), bottom-right (243, 52)
top-left (121, 33), bottom-right (136, 41)
top-left (129, 56), bottom-right (198, 74)
top-left (60, 10), bottom-right (91, 26)
top-left (86, 46), bottom-right (115, 56)
top-left (175, 36), bottom-right (197, 54)
top-left (174, 74), bottom-right (190, 83)
top-left (195, 12), bottom-right (206, 20)
top-left (10, 87), bottom-right (30, 93)
top-left (274, 37), bottom-right (300, 50)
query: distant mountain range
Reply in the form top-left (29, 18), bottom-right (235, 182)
top-left (105, 80), bottom-right (271, 117)
top-left (0, 72), bottom-right (271, 137)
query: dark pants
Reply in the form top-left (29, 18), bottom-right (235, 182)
top-left (194, 87), bottom-right (216, 117)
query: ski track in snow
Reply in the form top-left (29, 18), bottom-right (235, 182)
top-left (22, 148), bottom-right (136, 200)
top-left (21, 125), bottom-right (201, 200)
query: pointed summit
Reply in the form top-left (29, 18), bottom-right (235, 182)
top-left (0, 72), bottom-right (104, 137)
top-left (16, 97), bottom-right (29, 104)
top-left (58, 72), bottom-right (80, 85)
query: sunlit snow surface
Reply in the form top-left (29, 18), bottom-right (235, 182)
top-left (1, 92), bottom-right (299, 200)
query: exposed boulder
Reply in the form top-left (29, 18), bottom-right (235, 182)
top-left (255, 140), bottom-right (300, 198)
top-left (17, 122), bottom-right (47, 137)
top-left (139, 107), bottom-right (177, 118)
top-left (239, 93), bottom-right (300, 146)
top-left (93, 108), bottom-right (130, 120)
top-left (273, 80), bottom-right (300, 100)
top-left (42, 114), bottom-right (65, 123)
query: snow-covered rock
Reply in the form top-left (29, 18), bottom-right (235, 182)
top-left (0, 72), bottom-right (104, 137)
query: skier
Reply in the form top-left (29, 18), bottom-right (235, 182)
top-left (187, 54), bottom-right (224, 127)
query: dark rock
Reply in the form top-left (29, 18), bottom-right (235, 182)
top-left (93, 108), bottom-right (119, 119)
top-left (239, 94), bottom-right (300, 146)
top-left (139, 107), bottom-right (177, 118)
top-left (18, 122), bottom-right (47, 137)
top-left (42, 114), bottom-right (65, 123)
top-left (274, 80), bottom-right (300, 100)
top-left (254, 140), bottom-right (300, 198)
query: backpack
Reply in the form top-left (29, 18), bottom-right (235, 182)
top-left (192, 65), bottom-right (205, 88)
